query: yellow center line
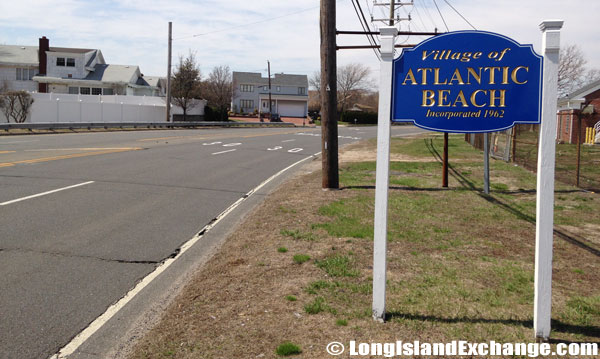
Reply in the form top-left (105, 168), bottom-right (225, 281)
top-left (0, 148), bottom-right (142, 167)
top-left (0, 151), bottom-right (16, 154)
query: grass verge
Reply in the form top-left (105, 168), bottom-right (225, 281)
top-left (129, 133), bottom-right (599, 359)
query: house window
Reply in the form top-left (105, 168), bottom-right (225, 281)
top-left (262, 101), bottom-right (268, 108)
top-left (103, 88), bottom-right (114, 95)
top-left (298, 87), bottom-right (306, 95)
top-left (92, 88), bottom-right (102, 95)
top-left (57, 57), bottom-right (65, 66)
top-left (68, 87), bottom-right (78, 94)
top-left (80, 87), bottom-right (91, 95)
top-left (276, 86), bottom-right (280, 92)
top-left (240, 99), bottom-right (254, 109)
top-left (240, 84), bottom-right (254, 92)
top-left (263, 86), bottom-right (269, 91)
top-left (16, 68), bottom-right (35, 81)
top-left (66, 58), bottom-right (75, 67)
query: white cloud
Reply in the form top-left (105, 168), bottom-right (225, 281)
top-left (0, 0), bottom-right (597, 83)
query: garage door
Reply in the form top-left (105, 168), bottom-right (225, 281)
top-left (277, 101), bottom-right (306, 117)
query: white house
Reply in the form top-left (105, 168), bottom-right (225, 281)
top-left (232, 71), bottom-right (308, 117)
top-left (0, 37), bottom-right (164, 97)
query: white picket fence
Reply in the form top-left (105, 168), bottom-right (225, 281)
top-left (0, 93), bottom-right (205, 123)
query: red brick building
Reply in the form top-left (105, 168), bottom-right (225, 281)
top-left (557, 79), bottom-right (600, 144)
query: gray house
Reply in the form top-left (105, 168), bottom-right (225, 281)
top-left (232, 71), bottom-right (308, 117)
top-left (0, 37), bottom-right (163, 96)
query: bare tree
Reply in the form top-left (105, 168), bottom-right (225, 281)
top-left (0, 91), bottom-right (34, 123)
top-left (203, 65), bottom-right (233, 121)
top-left (308, 71), bottom-right (321, 98)
top-left (558, 44), bottom-right (588, 96)
top-left (171, 52), bottom-right (202, 121)
top-left (310, 64), bottom-right (373, 113)
top-left (337, 63), bottom-right (372, 113)
top-left (306, 71), bottom-right (321, 113)
top-left (585, 68), bottom-right (600, 85)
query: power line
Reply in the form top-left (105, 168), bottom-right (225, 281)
top-left (442, 0), bottom-right (476, 30)
top-left (355, 0), bottom-right (381, 59)
top-left (172, 5), bottom-right (319, 40)
top-left (400, 5), bottom-right (422, 32)
top-left (417, 0), bottom-right (439, 31)
top-left (350, 0), bottom-right (381, 60)
top-left (432, 0), bottom-right (449, 32)
top-left (411, 2), bottom-right (430, 31)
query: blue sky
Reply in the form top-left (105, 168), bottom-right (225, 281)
top-left (1, 0), bottom-right (598, 83)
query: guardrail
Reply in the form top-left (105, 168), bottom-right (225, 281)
top-left (0, 121), bottom-right (296, 131)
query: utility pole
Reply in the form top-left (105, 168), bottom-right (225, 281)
top-left (389, 0), bottom-right (395, 26)
top-left (443, 133), bottom-right (448, 187)
top-left (268, 60), bottom-right (272, 120)
top-left (320, 0), bottom-right (339, 189)
top-left (166, 21), bottom-right (172, 122)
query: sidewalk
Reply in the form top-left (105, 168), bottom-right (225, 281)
top-left (230, 115), bottom-right (315, 127)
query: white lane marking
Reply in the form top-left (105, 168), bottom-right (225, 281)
top-left (288, 148), bottom-right (303, 153)
top-left (222, 142), bottom-right (242, 147)
top-left (202, 141), bottom-right (222, 145)
top-left (313, 151), bottom-right (322, 156)
top-left (0, 181), bottom-right (95, 206)
top-left (0, 140), bottom-right (39, 144)
top-left (49, 153), bottom-right (317, 359)
top-left (268, 146), bottom-right (283, 151)
top-left (212, 149), bottom-right (236, 155)
top-left (282, 139), bottom-right (295, 143)
top-left (25, 148), bottom-right (138, 152)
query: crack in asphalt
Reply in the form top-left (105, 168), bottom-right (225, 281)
top-left (0, 247), bottom-right (164, 265)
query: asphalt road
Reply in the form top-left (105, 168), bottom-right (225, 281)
top-left (0, 125), bottom-right (424, 358)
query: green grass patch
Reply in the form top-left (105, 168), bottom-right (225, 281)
top-left (336, 319), bottom-right (348, 326)
top-left (293, 254), bottom-right (310, 264)
top-left (280, 229), bottom-right (316, 241)
top-left (305, 280), bottom-right (332, 294)
top-left (278, 206), bottom-right (297, 214)
top-left (314, 196), bottom-right (373, 239)
top-left (390, 134), bottom-right (477, 160)
top-left (275, 342), bottom-right (302, 356)
top-left (304, 296), bottom-right (335, 314)
top-left (277, 247), bottom-right (288, 253)
top-left (560, 295), bottom-right (600, 327)
top-left (315, 255), bottom-right (359, 277)
top-left (285, 295), bottom-right (297, 302)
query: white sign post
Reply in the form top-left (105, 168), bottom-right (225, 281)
top-left (372, 26), bottom-right (397, 322)
top-left (372, 21), bottom-right (563, 341)
top-left (534, 19), bottom-right (563, 341)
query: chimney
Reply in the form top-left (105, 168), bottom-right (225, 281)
top-left (38, 36), bottom-right (49, 93)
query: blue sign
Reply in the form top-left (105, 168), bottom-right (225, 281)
top-left (392, 31), bottom-right (543, 133)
